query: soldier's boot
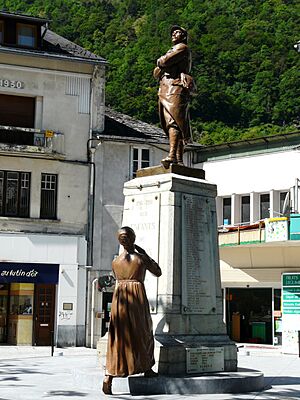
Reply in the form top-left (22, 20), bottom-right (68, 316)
top-left (176, 139), bottom-right (184, 166)
top-left (161, 128), bottom-right (179, 168)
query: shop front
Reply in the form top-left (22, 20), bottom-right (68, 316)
top-left (0, 233), bottom-right (87, 347)
top-left (0, 262), bottom-right (59, 345)
top-left (225, 287), bottom-right (282, 345)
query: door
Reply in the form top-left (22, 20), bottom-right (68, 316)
top-left (0, 283), bottom-right (9, 343)
top-left (34, 284), bottom-right (56, 346)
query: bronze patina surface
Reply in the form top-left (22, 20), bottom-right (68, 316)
top-left (103, 227), bottom-right (161, 395)
top-left (136, 164), bottom-right (205, 180)
top-left (153, 25), bottom-right (195, 168)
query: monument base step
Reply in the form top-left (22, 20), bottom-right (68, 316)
top-left (129, 369), bottom-right (264, 395)
top-left (73, 366), bottom-right (264, 395)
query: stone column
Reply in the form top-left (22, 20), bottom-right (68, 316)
top-left (122, 166), bottom-right (237, 375)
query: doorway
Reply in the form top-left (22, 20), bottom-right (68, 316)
top-left (101, 292), bottom-right (113, 336)
top-left (226, 288), bottom-right (272, 344)
top-left (0, 284), bottom-right (9, 343)
top-left (34, 284), bottom-right (56, 346)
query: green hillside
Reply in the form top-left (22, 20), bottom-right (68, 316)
top-left (0, 0), bottom-right (299, 144)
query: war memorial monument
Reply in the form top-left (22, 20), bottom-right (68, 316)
top-left (98, 25), bottom-right (264, 395)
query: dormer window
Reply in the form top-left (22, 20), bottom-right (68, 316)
top-left (17, 23), bottom-right (37, 48)
top-left (0, 21), bottom-right (3, 44)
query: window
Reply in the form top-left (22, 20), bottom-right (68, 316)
top-left (40, 174), bottom-right (57, 219)
top-left (0, 170), bottom-right (30, 217)
top-left (280, 191), bottom-right (289, 215)
top-left (131, 148), bottom-right (150, 178)
top-left (222, 197), bottom-right (231, 225)
top-left (241, 195), bottom-right (250, 224)
top-left (0, 94), bottom-right (35, 129)
top-left (0, 21), bottom-right (4, 44)
top-left (17, 23), bottom-right (37, 48)
top-left (260, 193), bottom-right (270, 219)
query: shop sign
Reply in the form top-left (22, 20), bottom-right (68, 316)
top-left (282, 273), bottom-right (300, 354)
top-left (0, 262), bottom-right (59, 284)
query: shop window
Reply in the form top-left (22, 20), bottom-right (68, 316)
top-left (40, 174), bottom-right (57, 219)
top-left (241, 195), bottom-right (250, 224)
top-left (16, 23), bottom-right (37, 48)
top-left (226, 288), bottom-right (272, 344)
top-left (260, 193), bottom-right (270, 219)
top-left (131, 147), bottom-right (150, 178)
top-left (222, 197), bottom-right (231, 225)
top-left (0, 21), bottom-right (4, 44)
top-left (0, 170), bottom-right (30, 218)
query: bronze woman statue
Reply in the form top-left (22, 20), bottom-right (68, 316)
top-left (102, 226), bottom-right (162, 395)
top-left (154, 25), bottom-right (195, 168)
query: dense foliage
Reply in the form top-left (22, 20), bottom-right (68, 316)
top-left (1, 0), bottom-right (299, 144)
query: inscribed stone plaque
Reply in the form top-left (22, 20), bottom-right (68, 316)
top-left (122, 193), bottom-right (160, 312)
top-left (186, 347), bottom-right (224, 373)
top-left (181, 194), bottom-right (217, 314)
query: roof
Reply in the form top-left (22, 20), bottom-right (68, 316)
top-left (0, 10), bottom-right (48, 24)
top-left (95, 108), bottom-right (169, 145)
top-left (43, 29), bottom-right (106, 63)
top-left (194, 130), bottom-right (300, 163)
top-left (0, 11), bottom-right (106, 65)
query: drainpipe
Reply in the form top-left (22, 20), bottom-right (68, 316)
top-left (86, 139), bottom-right (101, 348)
top-left (85, 65), bottom-right (105, 347)
top-left (90, 277), bottom-right (98, 348)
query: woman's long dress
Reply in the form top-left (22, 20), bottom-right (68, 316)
top-left (105, 251), bottom-right (161, 377)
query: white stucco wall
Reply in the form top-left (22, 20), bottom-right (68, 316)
top-left (197, 149), bottom-right (300, 196)
top-left (93, 141), bottom-right (167, 272)
top-left (0, 50), bottom-right (106, 347)
top-left (90, 140), bottom-right (167, 343)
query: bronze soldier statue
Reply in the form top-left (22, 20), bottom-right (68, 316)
top-left (154, 25), bottom-right (195, 168)
top-left (102, 227), bottom-right (161, 395)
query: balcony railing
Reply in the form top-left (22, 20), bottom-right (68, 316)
top-left (219, 221), bottom-right (266, 246)
top-left (218, 216), bottom-right (300, 246)
top-left (0, 125), bottom-right (64, 154)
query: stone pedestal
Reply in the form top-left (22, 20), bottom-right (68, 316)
top-left (122, 166), bottom-right (237, 376)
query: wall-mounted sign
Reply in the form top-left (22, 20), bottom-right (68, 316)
top-left (282, 273), bottom-right (300, 354)
top-left (45, 130), bottom-right (54, 138)
top-left (265, 218), bottom-right (288, 242)
top-left (0, 262), bottom-right (59, 284)
top-left (0, 79), bottom-right (24, 89)
top-left (63, 302), bottom-right (73, 311)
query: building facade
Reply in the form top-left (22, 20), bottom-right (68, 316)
top-left (0, 11), bottom-right (106, 347)
top-left (193, 132), bottom-right (300, 351)
top-left (88, 108), bottom-right (170, 346)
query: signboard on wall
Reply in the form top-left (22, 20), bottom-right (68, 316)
top-left (0, 262), bottom-right (59, 284)
top-left (265, 218), bottom-right (288, 242)
top-left (282, 273), bottom-right (300, 354)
